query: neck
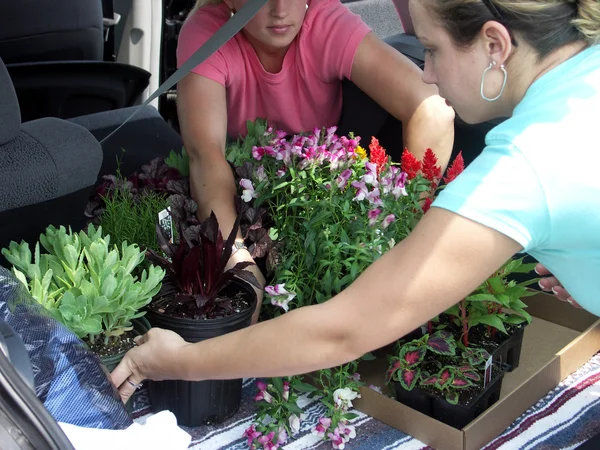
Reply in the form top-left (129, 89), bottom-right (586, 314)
top-left (505, 40), bottom-right (588, 114)
top-left (243, 30), bottom-right (290, 73)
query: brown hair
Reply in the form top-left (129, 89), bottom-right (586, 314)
top-left (426, 0), bottom-right (600, 58)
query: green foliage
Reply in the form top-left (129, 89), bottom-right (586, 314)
top-left (445, 256), bottom-right (538, 344)
top-left (99, 187), bottom-right (169, 255)
top-left (2, 224), bottom-right (165, 345)
top-left (164, 147), bottom-right (190, 177)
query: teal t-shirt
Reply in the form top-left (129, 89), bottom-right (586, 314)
top-left (433, 44), bottom-right (600, 315)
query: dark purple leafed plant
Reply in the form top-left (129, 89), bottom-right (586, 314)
top-left (146, 196), bottom-right (261, 319)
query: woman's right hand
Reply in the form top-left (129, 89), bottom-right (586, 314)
top-left (535, 263), bottom-right (580, 307)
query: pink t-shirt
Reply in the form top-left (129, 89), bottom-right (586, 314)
top-left (177, 0), bottom-right (371, 138)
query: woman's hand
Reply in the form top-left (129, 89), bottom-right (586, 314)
top-left (110, 328), bottom-right (192, 404)
top-left (535, 263), bottom-right (581, 307)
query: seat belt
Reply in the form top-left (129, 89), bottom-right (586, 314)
top-left (100, 0), bottom-right (268, 145)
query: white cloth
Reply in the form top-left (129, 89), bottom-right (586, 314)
top-left (59, 410), bottom-right (191, 450)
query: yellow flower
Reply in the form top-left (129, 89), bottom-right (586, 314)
top-left (354, 146), bottom-right (367, 159)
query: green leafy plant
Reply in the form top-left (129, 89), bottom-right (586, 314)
top-left (165, 147), bottom-right (190, 177)
top-left (445, 256), bottom-right (539, 346)
top-left (1, 224), bottom-right (165, 346)
top-left (99, 186), bottom-right (169, 254)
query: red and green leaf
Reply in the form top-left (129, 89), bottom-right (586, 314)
top-left (420, 375), bottom-right (439, 386)
top-left (445, 392), bottom-right (459, 405)
top-left (400, 346), bottom-right (426, 367)
top-left (436, 369), bottom-right (452, 387)
top-left (426, 334), bottom-right (456, 356)
top-left (451, 375), bottom-right (473, 388)
top-left (386, 360), bottom-right (402, 384)
top-left (400, 367), bottom-right (421, 391)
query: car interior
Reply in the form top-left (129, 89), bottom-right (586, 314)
top-left (0, 1), bottom-right (595, 448)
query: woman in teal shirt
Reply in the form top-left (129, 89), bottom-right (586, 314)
top-left (113, 0), bottom-right (600, 399)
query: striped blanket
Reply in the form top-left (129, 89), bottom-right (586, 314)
top-left (132, 352), bottom-right (600, 449)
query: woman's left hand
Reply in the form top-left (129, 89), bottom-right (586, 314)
top-left (110, 328), bottom-right (192, 404)
top-left (535, 263), bottom-right (581, 307)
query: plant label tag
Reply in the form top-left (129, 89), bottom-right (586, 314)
top-left (420, 325), bottom-right (428, 336)
top-left (158, 207), bottom-right (173, 244)
top-left (484, 355), bottom-right (493, 387)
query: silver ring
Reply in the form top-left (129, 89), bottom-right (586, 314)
top-left (127, 379), bottom-right (144, 390)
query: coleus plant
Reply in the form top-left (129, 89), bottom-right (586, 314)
top-left (386, 330), bottom-right (457, 390)
top-left (419, 348), bottom-right (490, 405)
top-left (145, 194), bottom-right (262, 319)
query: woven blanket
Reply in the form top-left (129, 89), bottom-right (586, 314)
top-left (132, 352), bottom-right (600, 449)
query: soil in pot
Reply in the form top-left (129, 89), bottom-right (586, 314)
top-left (146, 279), bottom-right (257, 427)
top-left (461, 324), bottom-right (526, 372)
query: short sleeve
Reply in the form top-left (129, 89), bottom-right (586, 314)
top-left (176, 6), bottom-right (230, 86)
top-left (432, 143), bottom-right (550, 252)
top-left (303, 0), bottom-right (372, 81)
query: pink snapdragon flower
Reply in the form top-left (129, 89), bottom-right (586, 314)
top-left (240, 179), bottom-right (257, 203)
top-left (256, 165), bottom-right (267, 182)
top-left (313, 417), bottom-right (332, 438)
top-left (368, 208), bottom-right (382, 227)
top-left (382, 214), bottom-right (396, 228)
top-left (333, 388), bottom-right (360, 410)
top-left (283, 381), bottom-right (290, 401)
top-left (243, 424), bottom-right (262, 447)
top-left (275, 167), bottom-right (287, 178)
top-left (336, 169), bottom-right (352, 190)
top-left (362, 161), bottom-right (379, 186)
top-left (252, 146), bottom-right (265, 161)
top-left (255, 389), bottom-right (274, 403)
top-left (265, 284), bottom-right (296, 312)
top-left (351, 181), bottom-right (368, 201)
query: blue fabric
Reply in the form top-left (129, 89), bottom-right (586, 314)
top-left (433, 44), bottom-right (600, 315)
top-left (0, 267), bottom-right (132, 429)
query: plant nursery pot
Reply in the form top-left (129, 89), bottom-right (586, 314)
top-left (490, 325), bottom-right (526, 372)
top-left (393, 383), bottom-right (433, 417)
top-left (394, 364), bottom-right (509, 429)
top-left (146, 280), bottom-right (257, 427)
top-left (431, 364), bottom-right (509, 429)
top-left (98, 317), bottom-right (152, 414)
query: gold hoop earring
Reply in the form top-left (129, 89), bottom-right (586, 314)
top-left (480, 61), bottom-right (508, 102)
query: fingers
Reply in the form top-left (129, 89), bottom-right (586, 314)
top-left (534, 263), bottom-right (552, 276)
top-left (538, 276), bottom-right (559, 292)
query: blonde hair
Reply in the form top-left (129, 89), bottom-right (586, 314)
top-left (426, 0), bottom-right (600, 57)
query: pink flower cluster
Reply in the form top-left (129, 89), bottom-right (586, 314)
top-left (313, 417), bottom-right (357, 450)
top-left (243, 424), bottom-right (288, 450)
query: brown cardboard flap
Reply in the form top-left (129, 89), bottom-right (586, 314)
top-left (524, 292), bottom-right (597, 332)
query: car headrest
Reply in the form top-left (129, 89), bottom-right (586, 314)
top-left (0, 57), bottom-right (21, 145)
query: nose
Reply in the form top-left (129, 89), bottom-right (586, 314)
top-left (421, 59), bottom-right (437, 85)
top-left (269, 0), bottom-right (287, 17)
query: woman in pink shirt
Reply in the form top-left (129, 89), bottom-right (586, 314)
top-left (176, 0), bottom-right (455, 322)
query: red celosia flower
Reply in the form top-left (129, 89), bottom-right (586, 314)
top-left (369, 137), bottom-right (388, 174)
top-left (422, 148), bottom-right (442, 183)
top-left (443, 151), bottom-right (465, 184)
top-left (422, 197), bottom-right (433, 213)
top-left (400, 148), bottom-right (422, 180)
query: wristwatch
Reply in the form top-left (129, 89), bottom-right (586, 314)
top-left (231, 239), bottom-right (248, 255)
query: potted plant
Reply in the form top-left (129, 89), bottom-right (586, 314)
top-left (386, 331), bottom-right (509, 429)
top-left (221, 119), bottom-right (467, 448)
top-left (443, 256), bottom-right (538, 371)
top-left (143, 193), bottom-right (262, 427)
top-left (1, 224), bottom-right (165, 371)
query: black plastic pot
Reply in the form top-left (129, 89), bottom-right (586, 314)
top-left (491, 325), bottom-right (526, 372)
top-left (393, 382), bottom-right (432, 416)
top-left (146, 280), bottom-right (257, 427)
top-left (394, 364), bottom-right (509, 429)
top-left (98, 317), bottom-right (152, 415)
top-left (431, 365), bottom-right (508, 429)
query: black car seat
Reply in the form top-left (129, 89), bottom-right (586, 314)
top-left (0, 57), bottom-right (102, 267)
top-left (0, 0), bottom-right (150, 123)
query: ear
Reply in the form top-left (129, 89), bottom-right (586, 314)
top-left (479, 21), bottom-right (513, 65)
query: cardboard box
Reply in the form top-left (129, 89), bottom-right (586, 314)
top-left (354, 292), bottom-right (600, 450)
